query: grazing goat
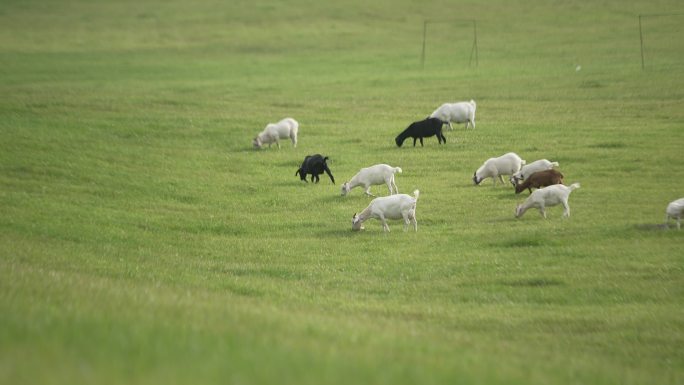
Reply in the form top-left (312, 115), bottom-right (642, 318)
top-left (515, 183), bottom-right (580, 219)
top-left (665, 198), bottom-right (684, 230)
top-left (510, 159), bottom-right (560, 186)
top-left (352, 190), bottom-right (420, 232)
top-left (473, 152), bottom-right (525, 186)
top-left (430, 99), bottom-right (477, 130)
top-left (514, 169), bottom-right (564, 194)
top-left (395, 118), bottom-right (446, 147)
top-left (429, 100), bottom-right (476, 130)
top-left (253, 117), bottom-right (298, 149)
top-left (341, 164), bottom-right (402, 197)
top-left (295, 154), bottom-right (335, 184)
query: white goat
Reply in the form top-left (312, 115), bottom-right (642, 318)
top-left (665, 198), bottom-right (684, 230)
top-left (515, 183), bottom-right (580, 219)
top-left (473, 152), bottom-right (525, 186)
top-left (429, 100), bottom-right (476, 130)
top-left (510, 159), bottom-right (560, 186)
top-left (252, 118), bottom-right (298, 149)
top-left (352, 190), bottom-right (419, 232)
top-left (341, 164), bottom-right (402, 197)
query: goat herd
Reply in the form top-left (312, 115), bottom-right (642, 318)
top-left (252, 101), bottom-right (684, 232)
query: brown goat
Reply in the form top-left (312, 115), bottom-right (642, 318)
top-left (514, 169), bottom-right (564, 194)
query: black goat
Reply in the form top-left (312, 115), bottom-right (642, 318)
top-left (395, 117), bottom-right (446, 147)
top-left (295, 154), bottom-right (335, 184)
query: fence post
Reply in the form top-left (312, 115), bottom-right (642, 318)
top-left (422, 20), bottom-right (427, 69)
top-left (639, 15), bottom-right (645, 70)
top-left (422, 19), bottom-right (478, 69)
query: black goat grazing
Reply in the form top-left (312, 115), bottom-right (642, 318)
top-left (295, 154), bottom-right (335, 184)
top-left (395, 117), bottom-right (446, 147)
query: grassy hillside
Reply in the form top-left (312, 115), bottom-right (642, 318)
top-left (1, 0), bottom-right (683, 384)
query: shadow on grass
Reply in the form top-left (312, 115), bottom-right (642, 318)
top-left (222, 282), bottom-right (265, 298)
top-left (233, 146), bottom-right (263, 153)
top-left (471, 185), bottom-right (519, 196)
top-left (277, 160), bottom-right (301, 168)
top-left (492, 235), bottom-right (560, 248)
top-left (260, 179), bottom-right (307, 188)
top-left (634, 223), bottom-right (671, 231)
top-left (315, 227), bottom-right (358, 238)
top-left (270, 179), bottom-right (338, 188)
top-left (486, 216), bottom-right (518, 223)
top-left (221, 266), bottom-right (306, 281)
top-left (270, 102), bottom-right (305, 109)
top-left (317, 194), bottom-right (367, 204)
top-left (495, 191), bottom-right (523, 200)
top-left (588, 141), bottom-right (625, 149)
top-left (503, 278), bottom-right (564, 287)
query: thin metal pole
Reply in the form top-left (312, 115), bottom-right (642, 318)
top-left (423, 19), bottom-right (479, 68)
top-left (473, 20), bottom-right (479, 67)
top-left (640, 12), bottom-right (684, 17)
top-left (422, 21), bottom-right (427, 69)
top-left (638, 15), bottom-right (645, 70)
top-left (468, 25), bottom-right (475, 66)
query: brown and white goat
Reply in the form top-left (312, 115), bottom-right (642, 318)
top-left (514, 169), bottom-right (564, 194)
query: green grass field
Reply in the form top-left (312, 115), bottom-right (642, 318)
top-left (1, 0), bottom-right (683, 384)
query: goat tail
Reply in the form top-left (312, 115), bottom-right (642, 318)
top-left (551, 161), bottom-right (560, 167)
top-left (394, 167), bottom-right (403, 174)
top-left (413, 189), bottom-right (420, 200)
top-left (568, 182), bottom-right (580, 191)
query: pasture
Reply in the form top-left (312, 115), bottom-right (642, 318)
top-left (1, 0), bottom-right (683, 384)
